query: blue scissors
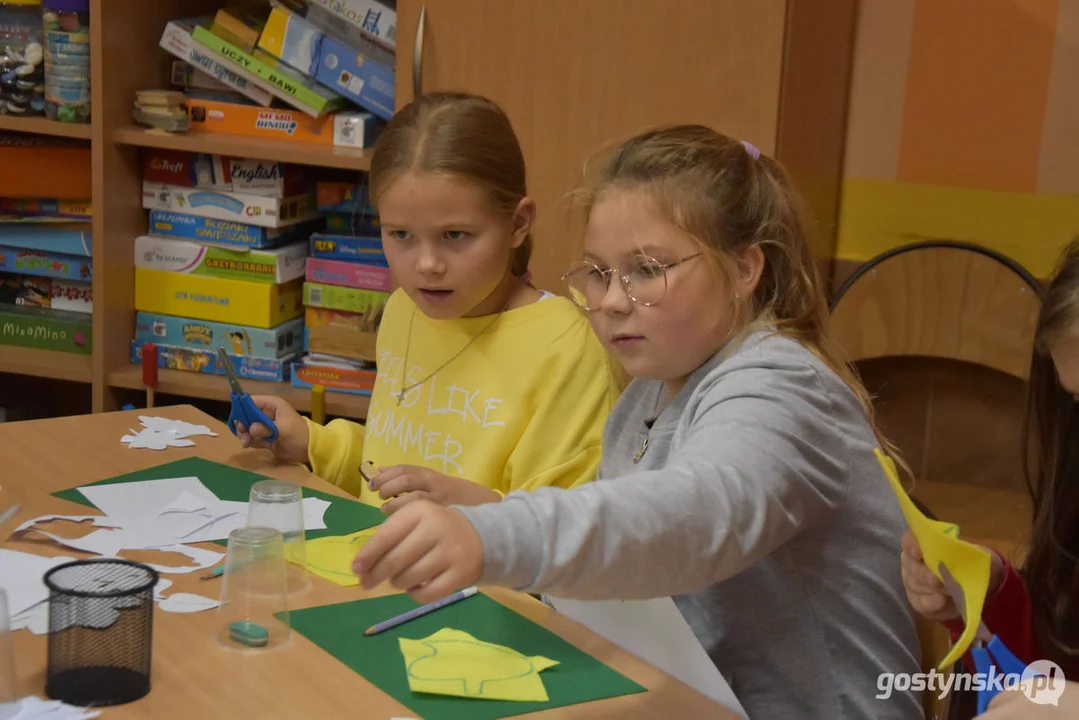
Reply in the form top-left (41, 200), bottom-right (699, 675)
top-left (939, 564), bottom-right (1032, 713)
top-left (216, 347), bottom-right (278, 443)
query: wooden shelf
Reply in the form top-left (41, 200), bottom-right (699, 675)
top-left (107, 364), bottom-right (370, 420)
top-left (0, 115), bottom-right (91, 140)
top-left (0, 346), bottom-right (92, 382)
top-left (112, 126), bottom-right (372, 171)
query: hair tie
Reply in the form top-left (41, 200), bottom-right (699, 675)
top-left (741, 140), bottom-right (760, 160)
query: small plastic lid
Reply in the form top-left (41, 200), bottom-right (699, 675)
top-left (42, 0), bottom-right (89, 11)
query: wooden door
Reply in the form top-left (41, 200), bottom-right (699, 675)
top-left (395, 0), bottom-right (790, 293)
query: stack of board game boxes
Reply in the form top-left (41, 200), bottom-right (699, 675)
top-left (158, 0), bottom-right (393, 150)
top-left (0, 133), bottom-right (94, 356)
top-left (132, 149), bottom-right (318, 383)
top-left (294, 180), bottom-right (386, 396)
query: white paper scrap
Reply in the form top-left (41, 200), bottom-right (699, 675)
top-left (159, 593), bottom-right (220, 613)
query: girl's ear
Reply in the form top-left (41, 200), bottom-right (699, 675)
top-left (735, 244), bottom-right (765, 297)
top-left (510, 196), bottom-right (536, 249)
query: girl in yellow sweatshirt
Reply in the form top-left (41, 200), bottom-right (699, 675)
top-left (236, 92), bottom-right (621, 512)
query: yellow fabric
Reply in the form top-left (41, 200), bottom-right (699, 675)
top-left (399, 628), bottom-right (559, 701)
top-left (308, 289), bottom-right (620, 503)
top-left (875, 449), bottom-right (994, 670)
top-left (302, 528), bottom-right (378, 587)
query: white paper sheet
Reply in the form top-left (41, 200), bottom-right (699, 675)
top-left (138, 416), bottom-right (217, 437)
top-left (0, 549), bottom-right (75, 618)
top-left (547, 596), bottom-right (748, 718)
top-left (159, 593), bottom-right (220, 613)
top-left (7, 695), bottom-right (101, 719)
top-left (20, 528), bottom-right (126, 558)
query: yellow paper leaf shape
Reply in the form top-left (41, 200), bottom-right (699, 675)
top-left (301, 528), bottom-right (378, 587)
top-left (399, 628), bottom-right (559, 702)
top-left (875, 449), bottom-right (993, 669)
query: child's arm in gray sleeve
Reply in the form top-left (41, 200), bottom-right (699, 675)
top-left (455, 363), bottom-right (852, 599)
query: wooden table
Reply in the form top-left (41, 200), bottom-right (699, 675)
top-left (0, 406), bottom-right (736, 719)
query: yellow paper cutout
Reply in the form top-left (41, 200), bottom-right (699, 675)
top-left (398, 628), bottom-right (559, 702)
top-left (874, 449), bottom-right (993, 669)
top-left (301, 528), bottom-right (378, 587)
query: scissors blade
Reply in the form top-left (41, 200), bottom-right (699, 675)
top-left (215, 347), bottom-right (245, 395)
top-left (938, 563), bottom-right (993, 644)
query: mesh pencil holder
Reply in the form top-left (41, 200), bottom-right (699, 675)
top-left (42, 559), bottom-right (158, 707)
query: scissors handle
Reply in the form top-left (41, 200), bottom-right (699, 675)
top-left (973, 635), bottom-right (1029, 714)
top-left (228, 391), bottom-right (279, 443)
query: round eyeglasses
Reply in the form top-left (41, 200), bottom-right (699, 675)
top-left (561, 252), bottom-right (703, 310)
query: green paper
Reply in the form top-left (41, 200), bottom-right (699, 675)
top-left (52, 456), bottom-right (384, 544)
top-left (286, 593), bottom-right (646, 719)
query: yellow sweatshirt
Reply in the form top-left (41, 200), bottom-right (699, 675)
top-left (307, 289), bottom-right (621, 503)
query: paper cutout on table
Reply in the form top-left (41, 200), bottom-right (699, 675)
top-left (545, 595), bottom-right (748, 718)
top-left (14, 515), bottom-right (121, 534)
top-left (7, 695), bottom-right (102, 719)
top-left (19, 527), bottom-right (126, 558)
top-left (138, 416), bottom-right (217, 437)
top-left (875, 448), bottom-right (994, 669)
top-left (10, 600), bottom-right (48, 634)
top-left (120, 416), bottom-right (218, 451)
top-left (0, 549), bottom-right (76, 617)
top-left (158, 492), bottom-right (208, 515)
top-left (159, 592), bottom-right (220, 613)
top-left (154, 577), bottom-right (173, 600)
top-left (121, 428), bottom-right (196, 451)
top-left (137, 544), bottom-right (225, 575)
top-left (398, 628), bottom-right (559, 702)
top-left (304, 528), bottom-right (378, 586)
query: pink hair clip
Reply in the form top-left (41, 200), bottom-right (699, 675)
top-left (741, 140), bottom-right (760, 160)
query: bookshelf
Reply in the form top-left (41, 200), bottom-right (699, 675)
top-left (113, 126), bottom-right (372, 172)
top-left (0, 116), bottom-right (91, 140)
top-left (0, 0), bottom-right (856, 425)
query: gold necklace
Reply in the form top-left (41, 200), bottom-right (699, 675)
top-left (396, 291), bottom-right (515, 404)
top-left (633, 383), bottom-right (666, 463)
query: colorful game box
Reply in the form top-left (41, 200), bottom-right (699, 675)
top-left (148, 210), bottom-right (319, 249)
top-left (0, 248), bottom-right (91, 281)
top-left (257, 5), bottom-right (394, 121)
top-left (0, 304), bottom-right (91, 354)
top-left (134, 235), bottom-right (307, 284)
top-left (0, 226), bottom-right (91, 256)
top-left (159, 17), bottom-right (275, 106)
top-left (142, 183), bottom-right (317, 229)
top-left (303, 281), bottom-right (388, 314)
top-left (304, 306), bottom-right (378, 361)
top-left (316, 181), bottom-right (374, 214)
top-left (135, 311), bottom-right (303, 359)
top-left (142, 149), bottom-right (312, 198)
top-left (132, 339), bottom-right (294, 383)
top-left (290, 357), bottom-right (376, 395)
top-left (308, 234), bottom-right (385, 264)
top-left (305, 256), bottom-right (391, 292)
top-left (134, 268), bottom-right (305, 329)
top-left (324, 213), bottom-right (380, 237)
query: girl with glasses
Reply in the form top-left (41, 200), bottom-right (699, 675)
top-left (354, 125), bottom-right (924, 718)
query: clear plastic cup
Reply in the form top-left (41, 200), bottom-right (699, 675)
top-left (215, 526), bottom-right (290, 651)
top-left (0, 588), bottom-right (18, 720)
top-left (246, 480), bottom-right (308, 594)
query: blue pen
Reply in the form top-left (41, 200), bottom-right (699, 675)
top-left (364, 586), bottom-right (479, 635)
top-left (217, 347), bottom-right (278, 443)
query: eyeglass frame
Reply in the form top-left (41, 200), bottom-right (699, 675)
top-left (560, 251), bottom-right (705, 309)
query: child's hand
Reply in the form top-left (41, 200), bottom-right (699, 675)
top-left (900, 531), bottom-right (1005, 623)
top-left (233, 395), bottom-right (310, 466)
top-left (353, 499), bottom-right (484, 603)
top-left (980, 680), bottom-right (1076, 717)
top-left (366, 464), bottom-right (501, 514)
top-left (901, 530), bottom-right (960, 622)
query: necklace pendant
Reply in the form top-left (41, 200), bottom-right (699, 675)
top-left (397, 389), bottom-right (405, 405)
top-left (633, 437), bottom-right (649, 463)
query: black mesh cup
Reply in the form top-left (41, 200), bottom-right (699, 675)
top-left (42, 559), bottom-right (158, 707)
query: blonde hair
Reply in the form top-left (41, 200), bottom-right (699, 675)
top-left (573, 124), bottom-right (904, 464)
top-left (368, 92), bottom-right (532, 277)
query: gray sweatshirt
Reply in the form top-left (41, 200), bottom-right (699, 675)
top-left (457, 331), bottom-right (924, 719)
